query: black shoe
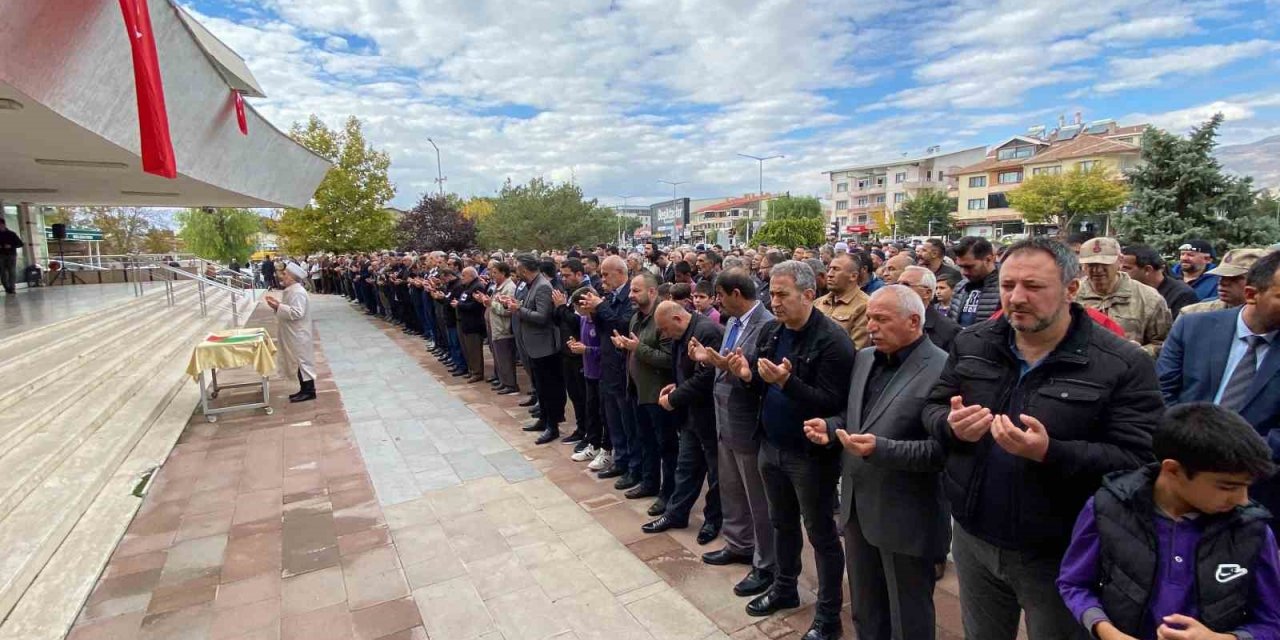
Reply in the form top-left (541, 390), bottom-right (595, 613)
top-left (452, 369), bottom-right (470, 377)
top-left (597, 465), bottom-right (625, 480)
top-left (487, 377), bottom-right (500, 384)
top-left (614, 474), bottom-right (639, 490)
top-left (646, 498), bottom-right (667, 517)
top-left (745, 590), bottom-right (799, 617)
top-left (518, 396), bottom-right (538, 407)
top-left (496, 386), bottom-right (518, 396)
top-left (560, 431), bottom-right (585, 445)
top-left (800, 619), bottom-right (842, 640)
top-left (534, 427), bottom-right (560, 445)
top-left (733, 568), bottom-right (774, 597)
top-left (624, 485), bottom-right (658, 500)
top-left (641, 514), bottom-right (687, 534)
top-left (703, 548), bottom-right (754, 566)
top-left (522, 420), bottom-right (546, 432)
top-left (696, 522), bottom-right (721, 545)
top-left (529, 408), bottom-right (541, 419)
top-left (290, 380), bottom-right (317, 403)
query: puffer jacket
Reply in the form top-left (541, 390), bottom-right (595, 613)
top-left (949, 268), bottom-right (1001, 326)
top-left (923, 304), bottom-right (1163, 552)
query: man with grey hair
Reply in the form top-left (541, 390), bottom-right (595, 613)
top-left (922, 238), bottom-right (1161, 640)
top-left (899, 265), bottom-right (960, 352)
top-left (715, 260), bottom-right (856, 640)
top-left (803, 285), bottom-right (950, 639)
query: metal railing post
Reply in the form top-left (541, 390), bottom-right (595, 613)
top-left (231, 290), bottom-right (241, 326)
top-left (197, 278), bottom-right (208, 317)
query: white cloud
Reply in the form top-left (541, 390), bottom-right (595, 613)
top-left (1123, 92), bottom-right (1280, 142)
top-left (1094, 39), bottom-right (1280, 93)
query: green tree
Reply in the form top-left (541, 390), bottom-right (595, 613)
top-left (894, 189), bottom-right (959, 236)
top-left (62, 206), bottom-right (159, 255)
top-left (750, 195), bottom-right (825, 249)
top-left (477, 178), bottom-right (619, 251)
top-left (1115, 113), bottom-right (1280, 253)
top-left (1006, 164), bottom-right (1129, 231)
top-left (141, 228), bottom-right (180, 254)
top-left (397, 194), bottom-right (476, 252)
top-left (175, 208), bottom-right (260, 263)
top-left (277, 115), bottom-right (396, 254)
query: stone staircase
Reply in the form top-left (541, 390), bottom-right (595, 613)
top-left (0, 280), bottom-right (251, 639)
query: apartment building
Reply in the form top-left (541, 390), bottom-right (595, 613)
top-left (823, 145), bottom-right (987, 237)
top-left (953, 116), bottom-right (1146, 238)
top-left (688, 193), bottom-right (774, 243)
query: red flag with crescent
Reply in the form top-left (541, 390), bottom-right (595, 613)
top-left (233, 90), bottom-right (248, 135)
top-left (118, 0), bottom-right (177, 178)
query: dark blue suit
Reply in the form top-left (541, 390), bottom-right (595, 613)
top-left (1158, 308), bottom-right (1280, 531)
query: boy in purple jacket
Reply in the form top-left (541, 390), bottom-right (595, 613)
top-left (1058, 403), bottom-right (1280, 640)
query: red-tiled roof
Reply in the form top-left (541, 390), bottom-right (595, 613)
top-left (953, 134), bottom-right (1139, 176)
top-left (694, 194), bottom-right (772, 214)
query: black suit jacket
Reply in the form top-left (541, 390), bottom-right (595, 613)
top-left (924, 306), bottom-right (960, 353)
top-left (668, 313), bottom-right (724, 427)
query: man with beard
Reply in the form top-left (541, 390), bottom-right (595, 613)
top-left (1177, 238), bottom-right (1220, 301)
top-left (923, 237), bottom-right (1161, 640)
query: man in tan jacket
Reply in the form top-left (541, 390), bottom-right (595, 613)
top-left (814, 252), bottom-right (869, 349)
top-left (1077, 237), bottom-right (1171, 356)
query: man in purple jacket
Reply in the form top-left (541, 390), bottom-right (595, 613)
top-left (1058, 403), bottom-right (1280, 640)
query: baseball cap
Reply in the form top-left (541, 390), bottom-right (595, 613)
top-left (1178, 239), bottom-right (1215, 258)
top-left (1078, 237), bottom-right (1121, 265)
top-left (1207, 248), bottom-right (1271, 277)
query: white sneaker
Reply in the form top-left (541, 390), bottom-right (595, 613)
top-left (587, 449), bottom-right (613, 471)
top-left (571, 444), bottom-right (598, 462)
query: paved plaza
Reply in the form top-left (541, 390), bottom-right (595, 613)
top-left (65, 295), bottom-right (985, 640)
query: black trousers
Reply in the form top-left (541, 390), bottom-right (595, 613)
top-left (844, 509), bottom-right (938, 640)
top-left (562, 354), bottom-right (587, 432)
top-left (528, 354), bottom-right (566, 426)
top-left (664, 417), bottom-right (721, 527)
top-left (759, 440), bottom-right (844, 624)
top-left (583, 378), bottom-right (607, 449)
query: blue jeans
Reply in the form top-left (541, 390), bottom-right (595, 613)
top-left (635, 403), bottom-right (678, 498)
top-left (601, 381), bottom-right (638, 475)
top-left (447, 327), bottom-right (466, 370)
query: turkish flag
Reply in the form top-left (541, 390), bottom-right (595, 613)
top-left (233, 90), bottom-right (248, 135)
top-left (118, 0), bottom-right (177, 178)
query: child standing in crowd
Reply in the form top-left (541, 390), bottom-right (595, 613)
top-left (692, 279), bottom-right (721, 324)
top-left (1057, 403), bottom-right (1280, 640)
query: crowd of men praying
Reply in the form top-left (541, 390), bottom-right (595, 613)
top-left (280, 233), bottom-right (1280, 640)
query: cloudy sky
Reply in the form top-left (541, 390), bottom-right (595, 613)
top-left (185, 0), bottom-right (1280, 209)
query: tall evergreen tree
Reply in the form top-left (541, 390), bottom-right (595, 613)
top-left (1116, 114), bottom-right (1279, 254)
top-left (894, 189), bottom-right (959, 236)
top-left (751, 195), bottom-right (825, 249)
top-left (476, 178), bottom-right (618, 251)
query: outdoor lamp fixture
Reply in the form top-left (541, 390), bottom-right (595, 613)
top-left (0, 98), bottom-right (23, 110)
top-left (35, 159), bottom-right (129, 170)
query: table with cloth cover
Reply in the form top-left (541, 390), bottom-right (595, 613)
top-left (185, 327), bottom-right (277, 422)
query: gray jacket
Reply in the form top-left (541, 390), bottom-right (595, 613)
top-left (827, 339), bottom-right (951, 559)
top-left (516, 274), bottom-right (560, 359)
top-left (713, 302), bottom-right (775, 453)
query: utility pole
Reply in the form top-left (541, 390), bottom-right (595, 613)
top-left (427, 138), bottom-right (446, 197)
top-left (736, 153), bottom-right (783, 246)
top-left (614, 195), bottom-right (634, 246)
top-left (657, 180), bottom-right (687, 200)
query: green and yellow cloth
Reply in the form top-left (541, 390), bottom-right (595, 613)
top-left (185, 327), bottom-right (278, 380)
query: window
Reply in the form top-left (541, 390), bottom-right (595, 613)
top-left (874, 194), bottom-right (885, 204)
top-left (967, 198), bottom-right (986, 210)
top-left (1078, 160), bottom-right (1098, 171)
top-left (998, 171), bottom-right (1022, 184)
top-left (894, 172), bottom-right (907, 183)
top-left (997, 145), bottom-right (1035, 161)
top-left (856, 179), bottom-right (868, 190)
top-left (835, 200), bottom-right (848, 211)
top-left (856, 196), bottom-right (868, 207)
top-left (988, 192), bottom-right (1009, 209)
top-left (835, 182), bottom-right (847, 193)
top-left (938, 171), bottom-right (944, 181)
top-left (894, 192), bottom-right (905, 204)
top-left (969, 176), bottom-right (987, 188)
top-left (875, 177), bottom-right (885, 187)
top-left (857, 215), bottom-right (867, 224)
top-left (1033, 166), bottom-right (1062, 176)
top-left (925, 170), bottom-right (933, 181)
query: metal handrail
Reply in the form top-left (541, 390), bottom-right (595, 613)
top-left (39, 258), bottom-right (109, 271)
top-left (129, 259), bottom-right (260, 326)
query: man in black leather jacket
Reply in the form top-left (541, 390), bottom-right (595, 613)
top-left (922, 237), bottom-right (1162, 640)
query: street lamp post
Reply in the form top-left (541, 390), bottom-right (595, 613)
top-left (614, 195), bottom-right (634, 247)
top-left (657, 180), bottom-right (687, 199)
top-left (736, 153), bottom-right (783, 246)
top-left (427, 138), bottom-right (446, 197)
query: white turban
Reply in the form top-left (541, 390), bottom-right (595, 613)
top-left (286, 262), bottom-right (308, 282)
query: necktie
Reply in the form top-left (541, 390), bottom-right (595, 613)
top-left (723, 318), bottom-right (742, 354)
top-left (1221, 335), bottom-right (1262, 411)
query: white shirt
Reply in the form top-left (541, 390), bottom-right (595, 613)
top-left (1213, 309), bottom-right (1277, 403)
